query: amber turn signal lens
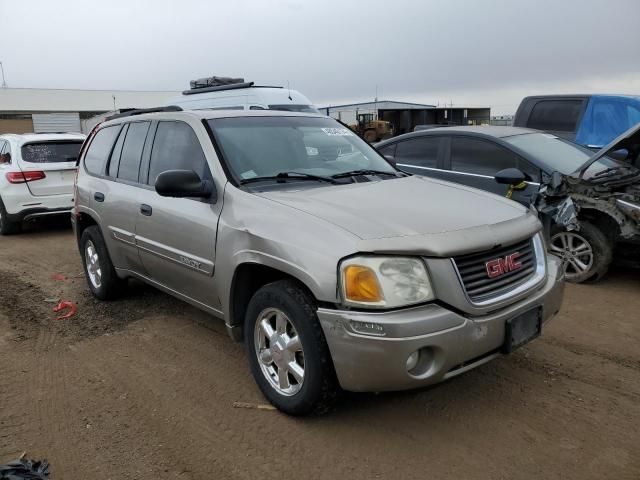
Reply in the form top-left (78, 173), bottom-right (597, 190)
top-left (344, 265), bottom-right (383, 302)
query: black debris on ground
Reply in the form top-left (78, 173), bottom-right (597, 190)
top-left (0, 458), bottom-right (49, 480)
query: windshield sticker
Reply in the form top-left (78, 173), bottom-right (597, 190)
top-left (240, 170), bottom-right (258, 179)
top-left (321, 127), bottom-right (354, 136)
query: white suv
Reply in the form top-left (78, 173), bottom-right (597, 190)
top-left (0, 133), bottom-right (86, 234)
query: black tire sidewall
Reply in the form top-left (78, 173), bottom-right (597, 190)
top-left (0, 198), bottom-right (20, 235)
top-left (244, 280), bottom-right (336, 415)
top-left (80, 225), bottom-right (122, 300)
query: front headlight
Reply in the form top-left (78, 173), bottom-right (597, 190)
top-left (339, 256), bottom-right (435, 308)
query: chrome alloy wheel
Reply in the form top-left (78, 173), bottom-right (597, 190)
top-left (253, 308), bottom-right (305, 396)
top-left (85, 240), bottom-right (103, 289)
top-left (550, 231), bottom-right (594, 278)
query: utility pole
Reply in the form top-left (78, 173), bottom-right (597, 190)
top-left (0, 62), bottom-right (7, 88)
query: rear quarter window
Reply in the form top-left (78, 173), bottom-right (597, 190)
top-left (84, 126), bottom-right (120, 175)
top-left (527, 100), bottom-right (583, 132)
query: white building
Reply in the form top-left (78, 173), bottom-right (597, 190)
top-left (0, 87), bottom-right (179, 134)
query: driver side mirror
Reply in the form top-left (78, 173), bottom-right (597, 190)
top-left (495, 168), bottom-right (526, 187)
top-left (155, 169), bottom-right (215, 200)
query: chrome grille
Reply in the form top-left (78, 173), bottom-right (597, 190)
top-left (453, 238), bottom-right (536, 302)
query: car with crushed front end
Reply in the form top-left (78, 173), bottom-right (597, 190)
top-left (376, 125), bottom-right (640, 283)
top-left (72, 108), bottom-right (565, 415)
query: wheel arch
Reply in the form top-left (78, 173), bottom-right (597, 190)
top-left (227, 262), bottom-right (323, 342)
top-left (578, 207), bottom-right (621, 241)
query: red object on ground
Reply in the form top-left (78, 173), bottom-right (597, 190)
top-left (51, 274), bottom-right (67, 281)
top-left (53, 301), bottom-right (77, 320)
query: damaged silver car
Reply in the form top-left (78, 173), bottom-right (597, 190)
top-left (376, 124), bottom-right (640, 282)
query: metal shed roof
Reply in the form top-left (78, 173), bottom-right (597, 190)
top-left (0, 88), bottom-right (180, 112)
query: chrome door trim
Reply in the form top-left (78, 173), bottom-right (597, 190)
top-left (135, 235), bottom-right (214, 275)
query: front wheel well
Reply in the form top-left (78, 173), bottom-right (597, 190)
top-left (229, 263), bottom-right (317, 341)
top-left (578, 208), bottom-right (621, 241)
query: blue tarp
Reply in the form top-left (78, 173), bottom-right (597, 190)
top-left (576, 95), bottom-right (640, 148)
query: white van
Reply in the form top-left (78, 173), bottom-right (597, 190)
top-left (167, 77), bottom-right (319, 113)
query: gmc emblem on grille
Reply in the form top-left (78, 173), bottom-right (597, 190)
top-left (485, 252), bottom-right (522, 278)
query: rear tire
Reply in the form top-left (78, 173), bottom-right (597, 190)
top-left (0, 198), bottom-right (21, 235)
top-left (244, 280), bottom-right (338, 415)
top-left (80, 225), bottom-right (124, 300)
top-left (550, 221), bottom-right (612, 283)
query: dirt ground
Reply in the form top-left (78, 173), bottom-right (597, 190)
top-left (0, 222), bottom-right (639, 480)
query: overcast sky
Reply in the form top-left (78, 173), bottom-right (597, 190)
top-left (1, 0), bottom-right (638, 114)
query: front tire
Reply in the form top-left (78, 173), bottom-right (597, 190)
top-left (80, 226), bottom-right (124, 300)
top-left (0, 198), bottom-right (21, 235)
top-left (244, 280), bottom-right (338, 415)
top-left (550, 221), bottom-right (612, 283)
top-left (363, 129), bottom-right (378, 143)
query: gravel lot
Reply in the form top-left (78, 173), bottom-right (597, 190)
top-left (1, 223), bottom-right (639, 480)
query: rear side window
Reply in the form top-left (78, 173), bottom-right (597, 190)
top-left (84, 126), bottom-right (120, 175)
top-left (527, 100), bottom-right (583, 132)
top-left (21, 142), bottom-right (83, 164)
top-left (117, 122), bottom-right (150, 183)
top-left (451, 137), bottom-right (540, 181)
top-left (147, 121), bottom-right (209, 185)
top-left (0, 141), bottom-right (10, 164)
top-left (395, 137), bottom-right (442, 168)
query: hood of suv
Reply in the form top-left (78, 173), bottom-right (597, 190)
top-left (256, 176), bottom-right (533, 247)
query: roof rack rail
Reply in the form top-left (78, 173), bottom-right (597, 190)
top-left (182, 81), bottom-right (255, 96)
top-left (106, 105), bottom-right (183, 121)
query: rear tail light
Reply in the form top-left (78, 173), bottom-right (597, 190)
top-left (6, 171), bottom-right (46, 183)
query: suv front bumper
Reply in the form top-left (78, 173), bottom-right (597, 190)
top-left (317, 255), bottom-right (564, 392)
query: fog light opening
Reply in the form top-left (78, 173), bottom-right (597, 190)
top-left (406, 347), bottom-right (435, 377)
top-left (406, 351), bottom-right (420, 372)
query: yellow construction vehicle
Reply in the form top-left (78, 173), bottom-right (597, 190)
top-left (349, 113), bottom-right (394, 142)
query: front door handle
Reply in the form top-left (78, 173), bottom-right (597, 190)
top-left (140, 204), bottom-right (152, 216)
top-left (94, 192), bottom-right (105, 202)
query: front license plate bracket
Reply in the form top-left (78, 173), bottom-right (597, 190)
top-left (502, 307), bottom-right (542, 353)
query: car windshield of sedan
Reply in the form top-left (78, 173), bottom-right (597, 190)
top-left (504, 132), bottom-right (625, 178)
top-left (208, 116), bottom-right (397, 183)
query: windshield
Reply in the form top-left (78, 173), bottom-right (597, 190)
top-left (268, 104), bottom-right (320, 114)
top-left (208, 116), bottom-right (396, 182)
top-left (504, 133), bottom-right (624, 177)
top-left (21, 141), bottom-right (83, 163)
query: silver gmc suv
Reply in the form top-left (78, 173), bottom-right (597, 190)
top-left (72, 108), bottom-right (565, 415)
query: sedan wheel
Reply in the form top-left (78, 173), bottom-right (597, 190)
top-left (550, 231), bottom-right (594, 280)
top-left (253, 307), bottom-right (305, 396)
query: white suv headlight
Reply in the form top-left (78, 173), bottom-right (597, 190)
top-left (339, 256), bottom-right (435, 308)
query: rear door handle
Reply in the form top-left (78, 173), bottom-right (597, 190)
top-left (140, 204), bottom-right (152, 216)
top-left (94, 192), bottom-right (105, 202)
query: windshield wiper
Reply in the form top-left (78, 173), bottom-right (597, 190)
top-left (592, 166), bottom-right (626, 178)
top-left (331, 169), bottom-right (400, 179)
top-left (239, 171), bottom-right (340, 185)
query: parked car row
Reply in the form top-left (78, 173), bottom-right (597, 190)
top-left (1, 85), bottom-right (637, 415)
